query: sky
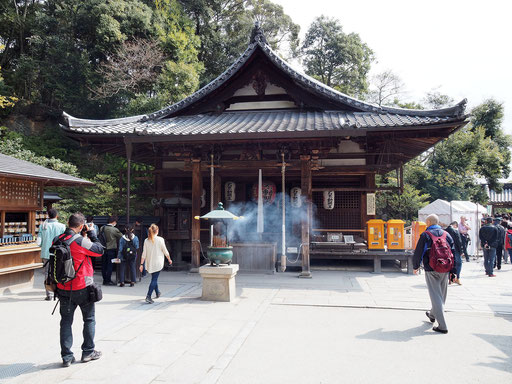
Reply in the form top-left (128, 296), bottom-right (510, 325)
top-left (273, 0), bottom-right (512, 132)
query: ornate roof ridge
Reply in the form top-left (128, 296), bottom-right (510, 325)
top-left (62, 25), bottom-right (467, 126)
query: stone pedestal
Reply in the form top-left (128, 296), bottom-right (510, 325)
top-left (199, 264), bottom-right (239, 302)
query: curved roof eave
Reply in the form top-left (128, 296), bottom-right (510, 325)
top-left (62, 28), bottom-right (467, 128)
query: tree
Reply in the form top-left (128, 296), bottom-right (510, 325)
top-left (0, 50), bottom-right (17, 110)
top-left (300, 15), bottom-right (374, 97)
top-left (367, 70), bottom-right (404, 106)
top-left (422, 90), bottom-right (453, 109)
top-left (470, 99), bottom-right (511, 190)
top-left (92, 39), bottom-right (164, 100)
top-left (179, 0), bottom-right (300, 84)
top-left (405, 125), bottom-right (507, 203)
top-left (376, 183), bottom-right (430, 223)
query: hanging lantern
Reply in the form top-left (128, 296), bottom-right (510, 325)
top-left (290, 187), bottom-right (302, 208)
top-left (200, 188), bottom-right (206, 208)
top-left (323, 190), bottom-right (335, 210)
top-left (225, 181), bottom-right (236, 202)
top-left (252, 180), bottom-right (277, 205)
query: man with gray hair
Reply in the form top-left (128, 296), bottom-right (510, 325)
top-left (413, 214), bottom-right (455, 334)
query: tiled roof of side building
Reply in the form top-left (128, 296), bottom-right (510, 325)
top-left (0, 153), bottom-right (94, 186)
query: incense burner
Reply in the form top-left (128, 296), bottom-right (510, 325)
top-left (206, 246), bottom-right (233, 266)
top-left (195, 202), bottom-right (239, 267)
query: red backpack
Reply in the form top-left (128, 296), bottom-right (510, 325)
top-left (425, 231), bottom-right (454, 273)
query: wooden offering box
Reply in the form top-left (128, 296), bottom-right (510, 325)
top-left (0, 177), bottom-right (43, 292)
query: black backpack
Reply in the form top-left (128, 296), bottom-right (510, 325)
top-left (98, 226), bottom-right (107, 248)
top-left (122, 238), bottom-right (136, 261)
top-left (46, 233), bottom-right (83, 288)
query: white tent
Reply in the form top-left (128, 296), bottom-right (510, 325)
top-left (418, 199), bottom-right (485, 256)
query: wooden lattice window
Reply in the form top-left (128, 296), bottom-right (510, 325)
top-left (313, 191), bottom-right (361, 230)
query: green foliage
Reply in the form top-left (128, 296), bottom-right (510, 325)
top-left (0, 124), bottom-right (153, 219)
top-left (405, 126), bottom-right (507, 204)
top-left (179, 0), bottom-right (300, 84)
top-left (301, 15), bottom-right (374, 97)
top-left (0, 127), bottom-right (79, 175)
top-left (376, 183), bottom-right (430, 223)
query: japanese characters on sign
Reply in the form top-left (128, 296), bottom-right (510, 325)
top-left (323, 190), bottom-right (335, 210)
top-left (225, 181), bottom-right (236, 202)
top-left (290, 187), bottom-right (302, 208)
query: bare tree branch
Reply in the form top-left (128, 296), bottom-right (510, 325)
top-left (90, 39), bottom-right (165, 100)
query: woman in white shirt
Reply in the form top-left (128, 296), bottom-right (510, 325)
top-left (140, 224), bottom-right (172, 303)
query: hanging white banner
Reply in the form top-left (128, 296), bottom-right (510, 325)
top-left (367, 193), bottom-right (376, 215)
top-left (200, 188), bottom-right (206, 208)
top-left (290, 187), bottom-right (302, 208)
top-left (323, 190), bottom-right (335, 210)
top-left (225, 181), bottom-right (236, 202)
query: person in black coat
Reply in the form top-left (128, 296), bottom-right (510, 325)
top-left (479, 217), bottom-right (499, 277)
top-left (446, 221), bottom-right (463, 285)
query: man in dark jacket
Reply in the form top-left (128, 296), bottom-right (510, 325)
top-left (493, 217), bottom-right (505, 270)
top-left (100, 215), bottom-right (122, 285)
top-left (479, 217), bottom-right (499, 277)
top-left (446, 221), bottom-right (463, 285)
top-left (413, 214), bottom-right (455, 334)
top-left (56, 213), bottom-right (104, 367)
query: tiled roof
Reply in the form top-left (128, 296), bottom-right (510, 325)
top-left (0, 153), bottom-right (93, 186)
top-left (63, 110), bottom-right (463, 137)
top-left (62, 25), bottom-right (468, 138)
top-left (488, 184), bottom-right (512, 203)
top-left (142, 30), bottom-right (467, 120)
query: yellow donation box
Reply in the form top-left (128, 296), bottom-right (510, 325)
top-left (367, 219), bottom-right (385, 251)
top-left (412, 221), bottom-right (427, 249)
top-left (387, 219), bottom-right (405, 251)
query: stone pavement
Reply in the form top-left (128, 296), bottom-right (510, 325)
top-left (1, 258), bottom-right (511, 383)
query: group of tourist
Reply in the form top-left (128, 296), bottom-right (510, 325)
top-left (478, 214), bottom-right (511, 277)
top-left (37, 210), bottom-right (172, 367)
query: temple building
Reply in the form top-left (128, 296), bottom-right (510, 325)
top-left (61, 26), bottom-right (469, 276)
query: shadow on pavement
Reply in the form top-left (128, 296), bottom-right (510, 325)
top-left (0, 361), bottom-right (64, 381)
top-left (356, 322), bottom-right (435, 342)
top-left (473, 334), bottom-right (512, 374)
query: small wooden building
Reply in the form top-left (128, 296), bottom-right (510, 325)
top-left (0, 153), bottom-right (92, 292)
top-left (62, 26), bottom-right (468, 276)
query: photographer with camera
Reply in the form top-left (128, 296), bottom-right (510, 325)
top-left (479, 217), bottom-right (499, 277)
top-left (55, 213), bottom-right (104, 367)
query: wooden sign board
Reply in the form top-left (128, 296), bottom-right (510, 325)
top-left (0, 177), bottom-right (42, 210)
top-left (367, 193), bottom-right (376, 216)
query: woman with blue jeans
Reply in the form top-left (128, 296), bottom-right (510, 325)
top-left (140, 224), bottom-right (172, 303)
top-left (117, 224), bottom-right (139, 287)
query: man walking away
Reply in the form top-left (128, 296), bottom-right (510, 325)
top-left (101, 215), bottom-right (122, 285)
top-left (445, 221), bottom-right (463, 285)
top-left (413, 214), bottom-right (454, 334)
top-left (479, 217), bottom-right (499, 277)
top-left (494, 217), bottom-right (505, 270)
top-left (56, 213), bottom-right (104, 367)
top-left (37, 208), bottom-right (66, 300)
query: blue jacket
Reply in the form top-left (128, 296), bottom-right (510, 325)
top-left (413, 225), bottom-right (455, 272)
top-left (38, 219), bottom-right (66, 260)
top-left (117, 235), bottom-right (140, 260)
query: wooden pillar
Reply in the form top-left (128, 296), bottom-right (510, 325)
top-left (299, 155), bottom-right (312, 278)
top-left (125, 140), bottom-right (133, 224)
top-left (213, 173), bottom-right (222, 207)
top-left (362, 173), bottom-right (377, 240)
top-left (191, 158), bottom-right (202, 272)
